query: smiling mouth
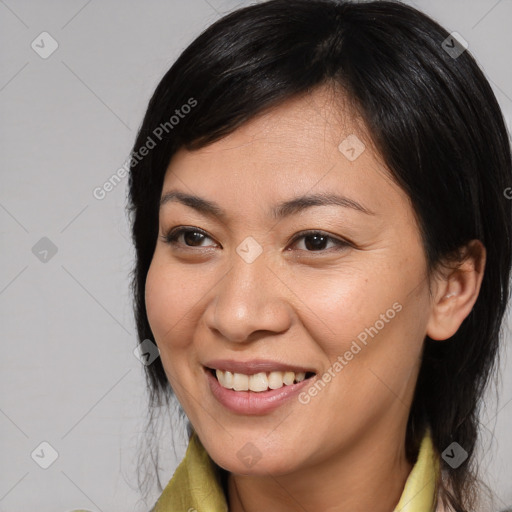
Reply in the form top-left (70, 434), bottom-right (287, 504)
top-left (206, 367), bottom-right (316, 392)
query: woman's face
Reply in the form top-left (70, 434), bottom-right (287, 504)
top-left (145, 87), bottom-right (434, 475)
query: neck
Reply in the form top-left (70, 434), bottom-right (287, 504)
top-left (227, 425), bottom-right (413, 512)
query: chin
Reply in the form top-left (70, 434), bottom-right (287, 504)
top-left (216, 455), bottom-right (299, 477)
top-left (205, 439), bottom-right (302, 477)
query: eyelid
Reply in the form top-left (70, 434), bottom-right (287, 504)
top-left (160, 226), bottom-right (352, 252)
top-left (287, 229), bottom-right (351, 249)
top-left (161, 226), bottom-right (218, 247)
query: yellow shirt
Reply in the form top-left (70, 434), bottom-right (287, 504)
top-left (152, 428), bottom-right (441, 512)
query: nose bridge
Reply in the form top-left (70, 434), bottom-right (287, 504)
top-left (208, 241), bottom-right (291, 342)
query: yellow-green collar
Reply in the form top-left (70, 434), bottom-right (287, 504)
top-left (153, 429), bottom-right (440, 512)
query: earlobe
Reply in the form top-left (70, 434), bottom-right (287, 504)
top-left (426, 240), bottom-right (486, 341)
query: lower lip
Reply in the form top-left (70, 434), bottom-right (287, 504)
top-left (205, 368), bottom-right (314, 415)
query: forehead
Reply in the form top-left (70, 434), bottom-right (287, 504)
top-left (168, 86), bottom-right (368, 170)
top-left (162, 86), bottom-right (408, 222)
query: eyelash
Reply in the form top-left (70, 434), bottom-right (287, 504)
top-left (160, 226), bottom-right (351, 253)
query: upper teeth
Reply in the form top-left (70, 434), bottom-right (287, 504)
top-left (215, 369), bottom-right (307, 392)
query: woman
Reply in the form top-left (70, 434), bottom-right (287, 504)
top-left (126, 1), bottom-right (512, 510)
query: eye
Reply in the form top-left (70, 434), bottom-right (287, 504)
top-left (288, 230), bottom-right (350, 252)
top-left (161, 227), bottom-right (217, 248)
top-left (160, 227), bottom-right (351, 253)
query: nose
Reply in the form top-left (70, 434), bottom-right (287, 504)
top-left (204, 246), bottom-right (293, 343)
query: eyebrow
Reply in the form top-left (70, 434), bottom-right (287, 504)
top-left (159, 190), bottom-right (375, 220)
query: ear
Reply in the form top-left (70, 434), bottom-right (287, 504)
top-left (426, 240), bottom-right (486, 341)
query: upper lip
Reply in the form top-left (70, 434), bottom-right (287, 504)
top-left (204, 359), bottom-right (316, 375)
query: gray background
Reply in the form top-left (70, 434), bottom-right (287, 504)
top-left (0, 1), bottom-right (511, 511)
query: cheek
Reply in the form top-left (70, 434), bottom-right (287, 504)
top-left (144, 259), bottom-right (206, 400)
top-left (302, 264), bottom-right (406, 356)
top-left (144, 257), bottom-right (200, 351)
top-left (305, 259), bottom-right (429, 395)
top-left (145, 261), bottom-right (169, 342)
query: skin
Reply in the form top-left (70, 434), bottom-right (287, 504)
top-left (145, 85), bottom-right (486, 512)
